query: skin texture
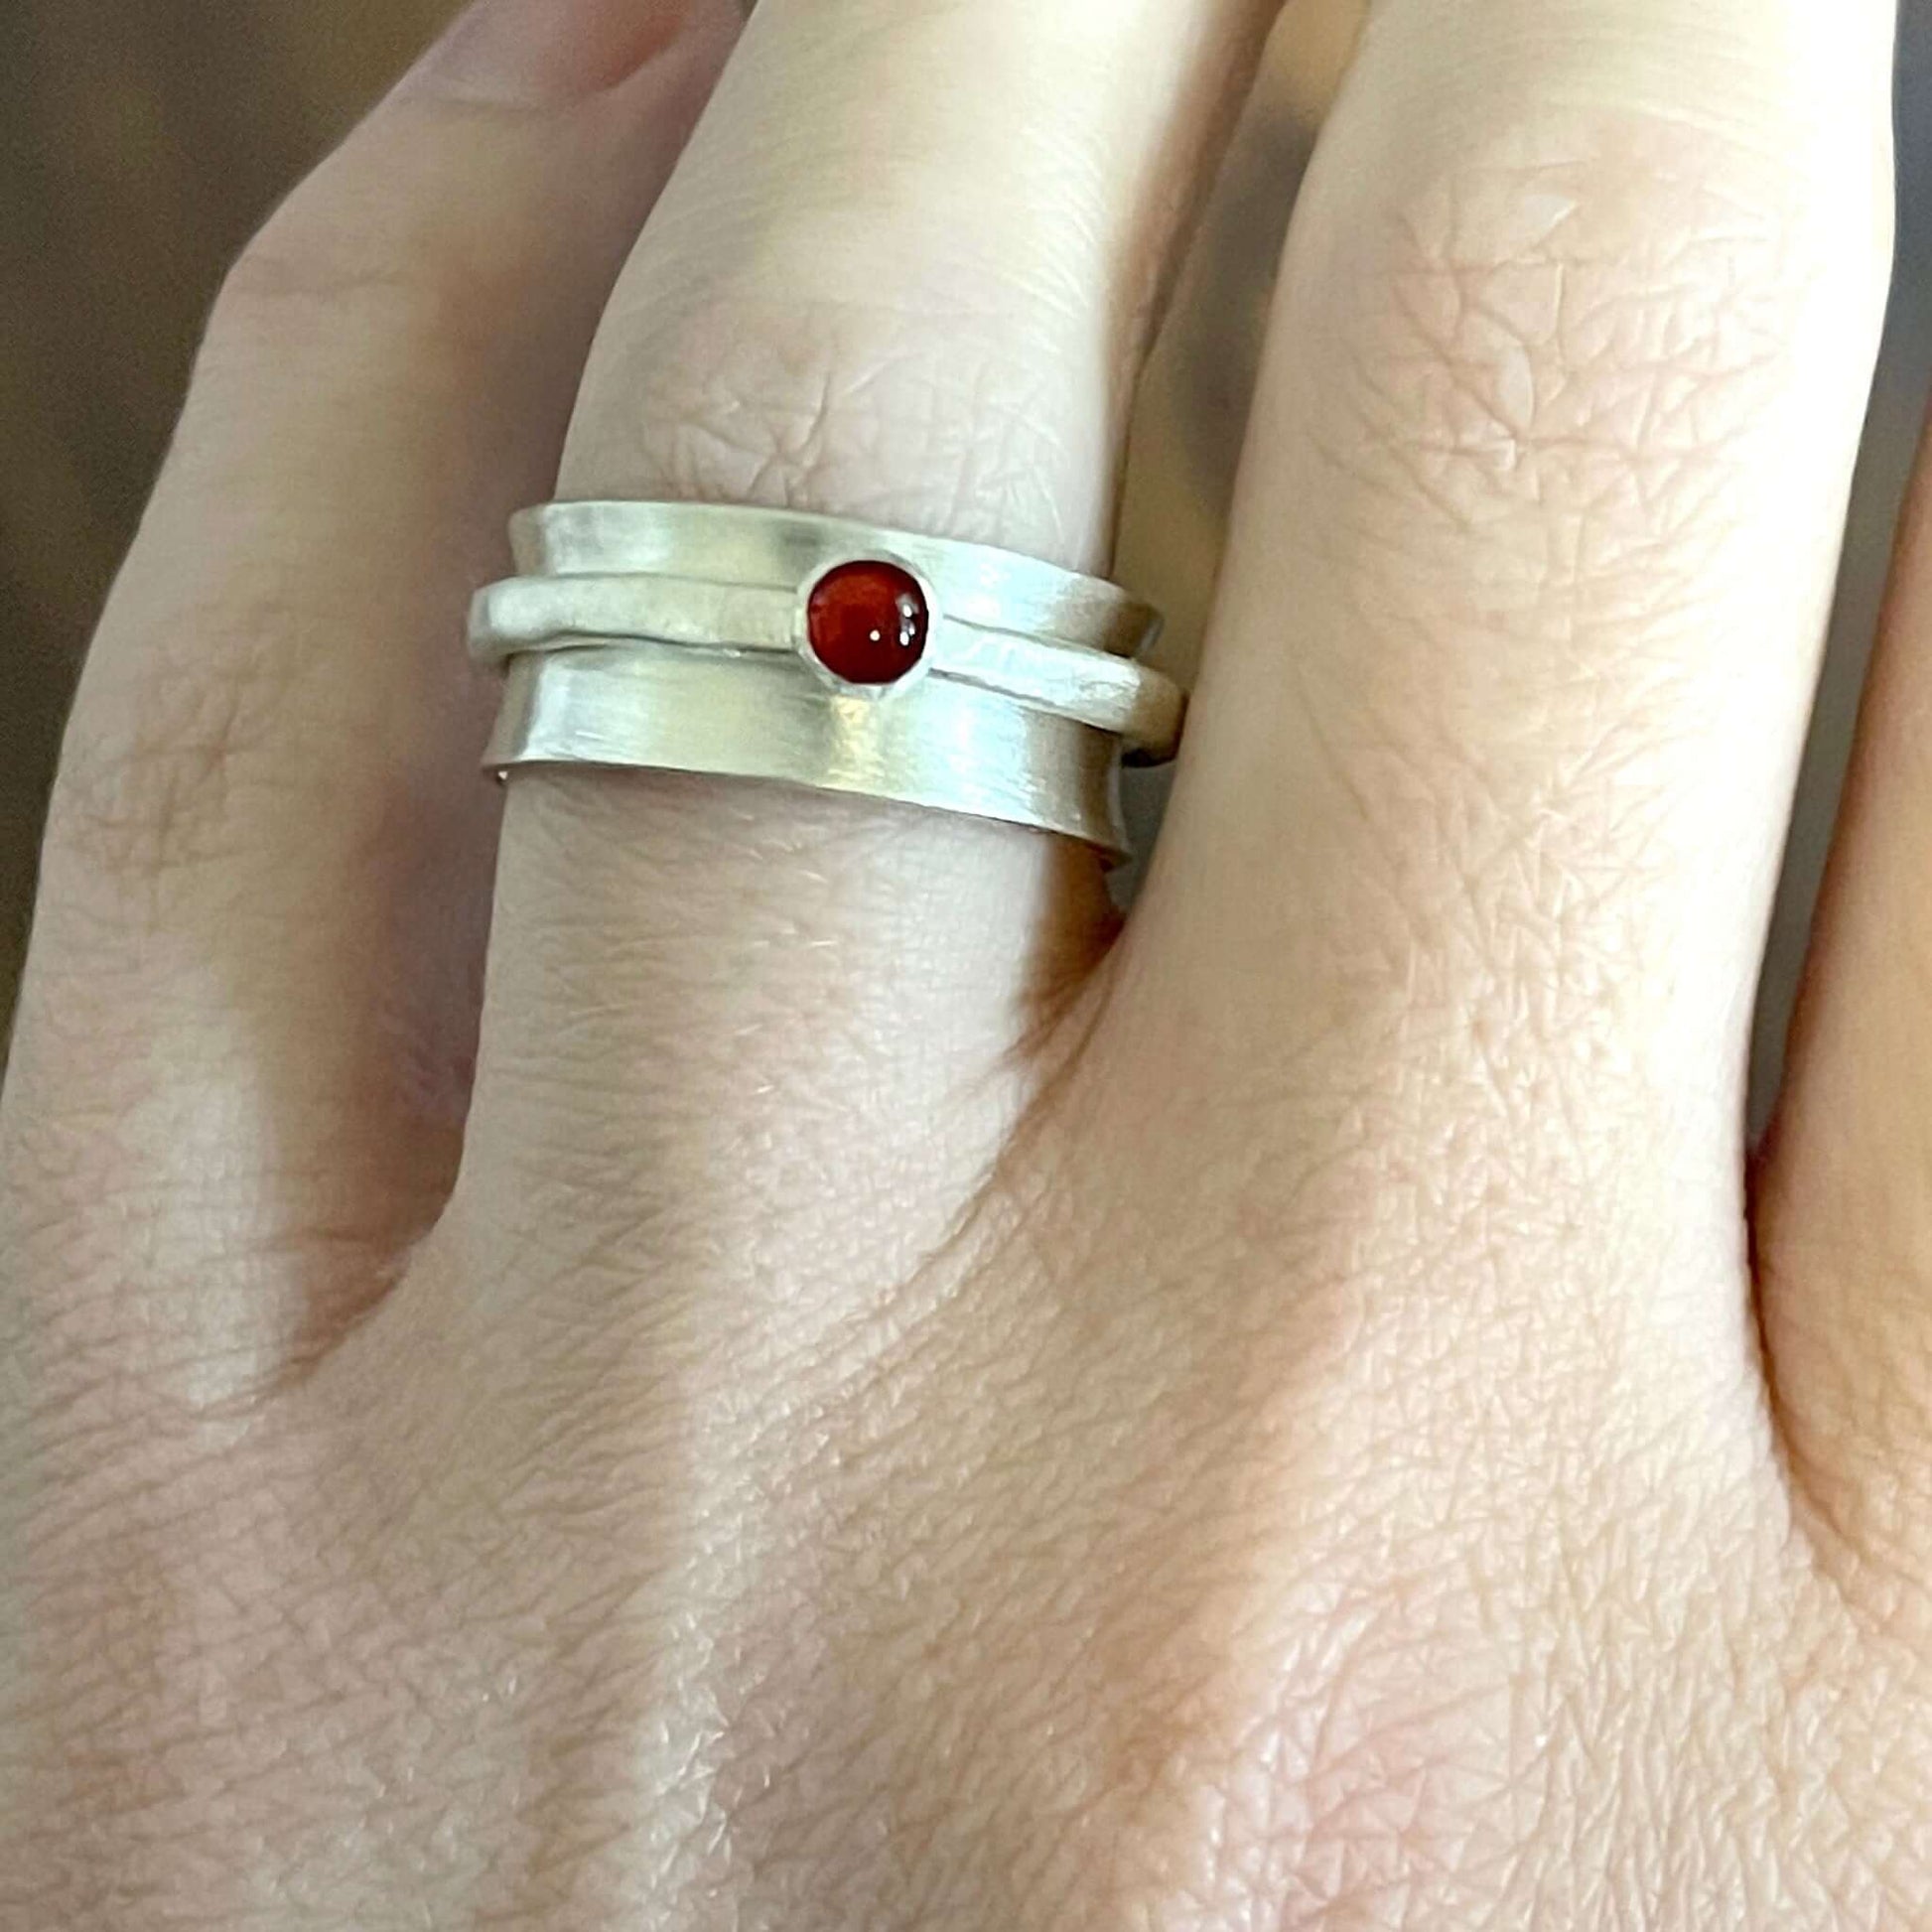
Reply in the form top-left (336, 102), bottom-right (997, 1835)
top-left (2, 0), bottom-right (1930, 1922)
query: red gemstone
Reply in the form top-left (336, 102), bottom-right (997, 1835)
top-left (804, 560), bottom-right (929, 687)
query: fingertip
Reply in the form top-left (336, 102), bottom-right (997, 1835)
top-left (407, 0), bottom-right (740, 108)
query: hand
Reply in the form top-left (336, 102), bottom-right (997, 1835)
top-left (2, 0), bottom-right (1922, 1922)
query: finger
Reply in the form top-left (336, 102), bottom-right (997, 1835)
top-left (1756, 409), bottom-right (1932, 1582)
top-left (1114, 0), bottom-right (1894, 1396)
top-left (449, 0), bottom-right (1279, 1284)
top-left (0, 0), bottom-right (737, 1389)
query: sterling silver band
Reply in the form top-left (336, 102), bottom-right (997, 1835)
top-left (486, 644), bottom-right (1126, 850)
top-left (510, 501), bottom-right (1161, 657)
top-left (477, 501), bottom-right (1179, 856)
top-left (469, 577), bottom-right (1183, 758)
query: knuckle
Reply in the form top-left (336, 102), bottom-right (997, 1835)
top-left (1326, 110), bottom-right (1865, 567)
top-left (46, 620), bottom-right (305, 896)
top-left (204, 132), bottom-right (503, 376)
top-left (564, 287), bottom-right (1092, 563)
top-left (208, 220), bottom-right (459, 375)
top-left (216, 206), bottom-right (419, 323)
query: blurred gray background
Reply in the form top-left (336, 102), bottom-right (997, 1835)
top-left (3, 0), bottom-right (1928, 1114)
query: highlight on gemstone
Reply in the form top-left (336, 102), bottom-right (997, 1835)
top-left (802, 560), bottom-right (930, 687)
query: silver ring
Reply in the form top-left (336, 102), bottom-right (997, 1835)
top-left (486, 645), bottom-right (1128, 851)
top-left (478, 501), bottom-right (1180, 856)
top-left (511, 501), bottom-right (1161, 657)
top-left (469, 577), bottom-right (1184, 759)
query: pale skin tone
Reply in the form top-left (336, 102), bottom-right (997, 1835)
top-left (4, 0), bottom-right (1931, 1919)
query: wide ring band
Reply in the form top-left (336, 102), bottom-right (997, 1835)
top-left (477, 501), bottom-right (1177, 856)
top-left (485, 643), bottom-right (1129, 852)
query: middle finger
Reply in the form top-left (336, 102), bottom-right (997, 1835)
top-left (1118, 0), bottom-right (1895, 1400)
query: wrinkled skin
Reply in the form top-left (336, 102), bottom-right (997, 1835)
top-left (5, 0), bottom-right (1932, 1923)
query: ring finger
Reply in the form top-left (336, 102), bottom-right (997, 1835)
top-left (440, 0), bottom-right (1279, 1322)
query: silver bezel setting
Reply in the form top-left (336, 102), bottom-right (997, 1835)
top-left (792, 552), bottom-right (942, 701)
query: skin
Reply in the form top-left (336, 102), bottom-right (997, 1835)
top-left (2, 0), bottom-right (1929, 1920)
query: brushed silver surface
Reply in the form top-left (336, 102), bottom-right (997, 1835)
top-left (470, 576), bottom-right (1186, 758)
top-left (513, 501), bottom-right (1162, 658)
top-left (488, 644), bottom-right (1129, 853)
